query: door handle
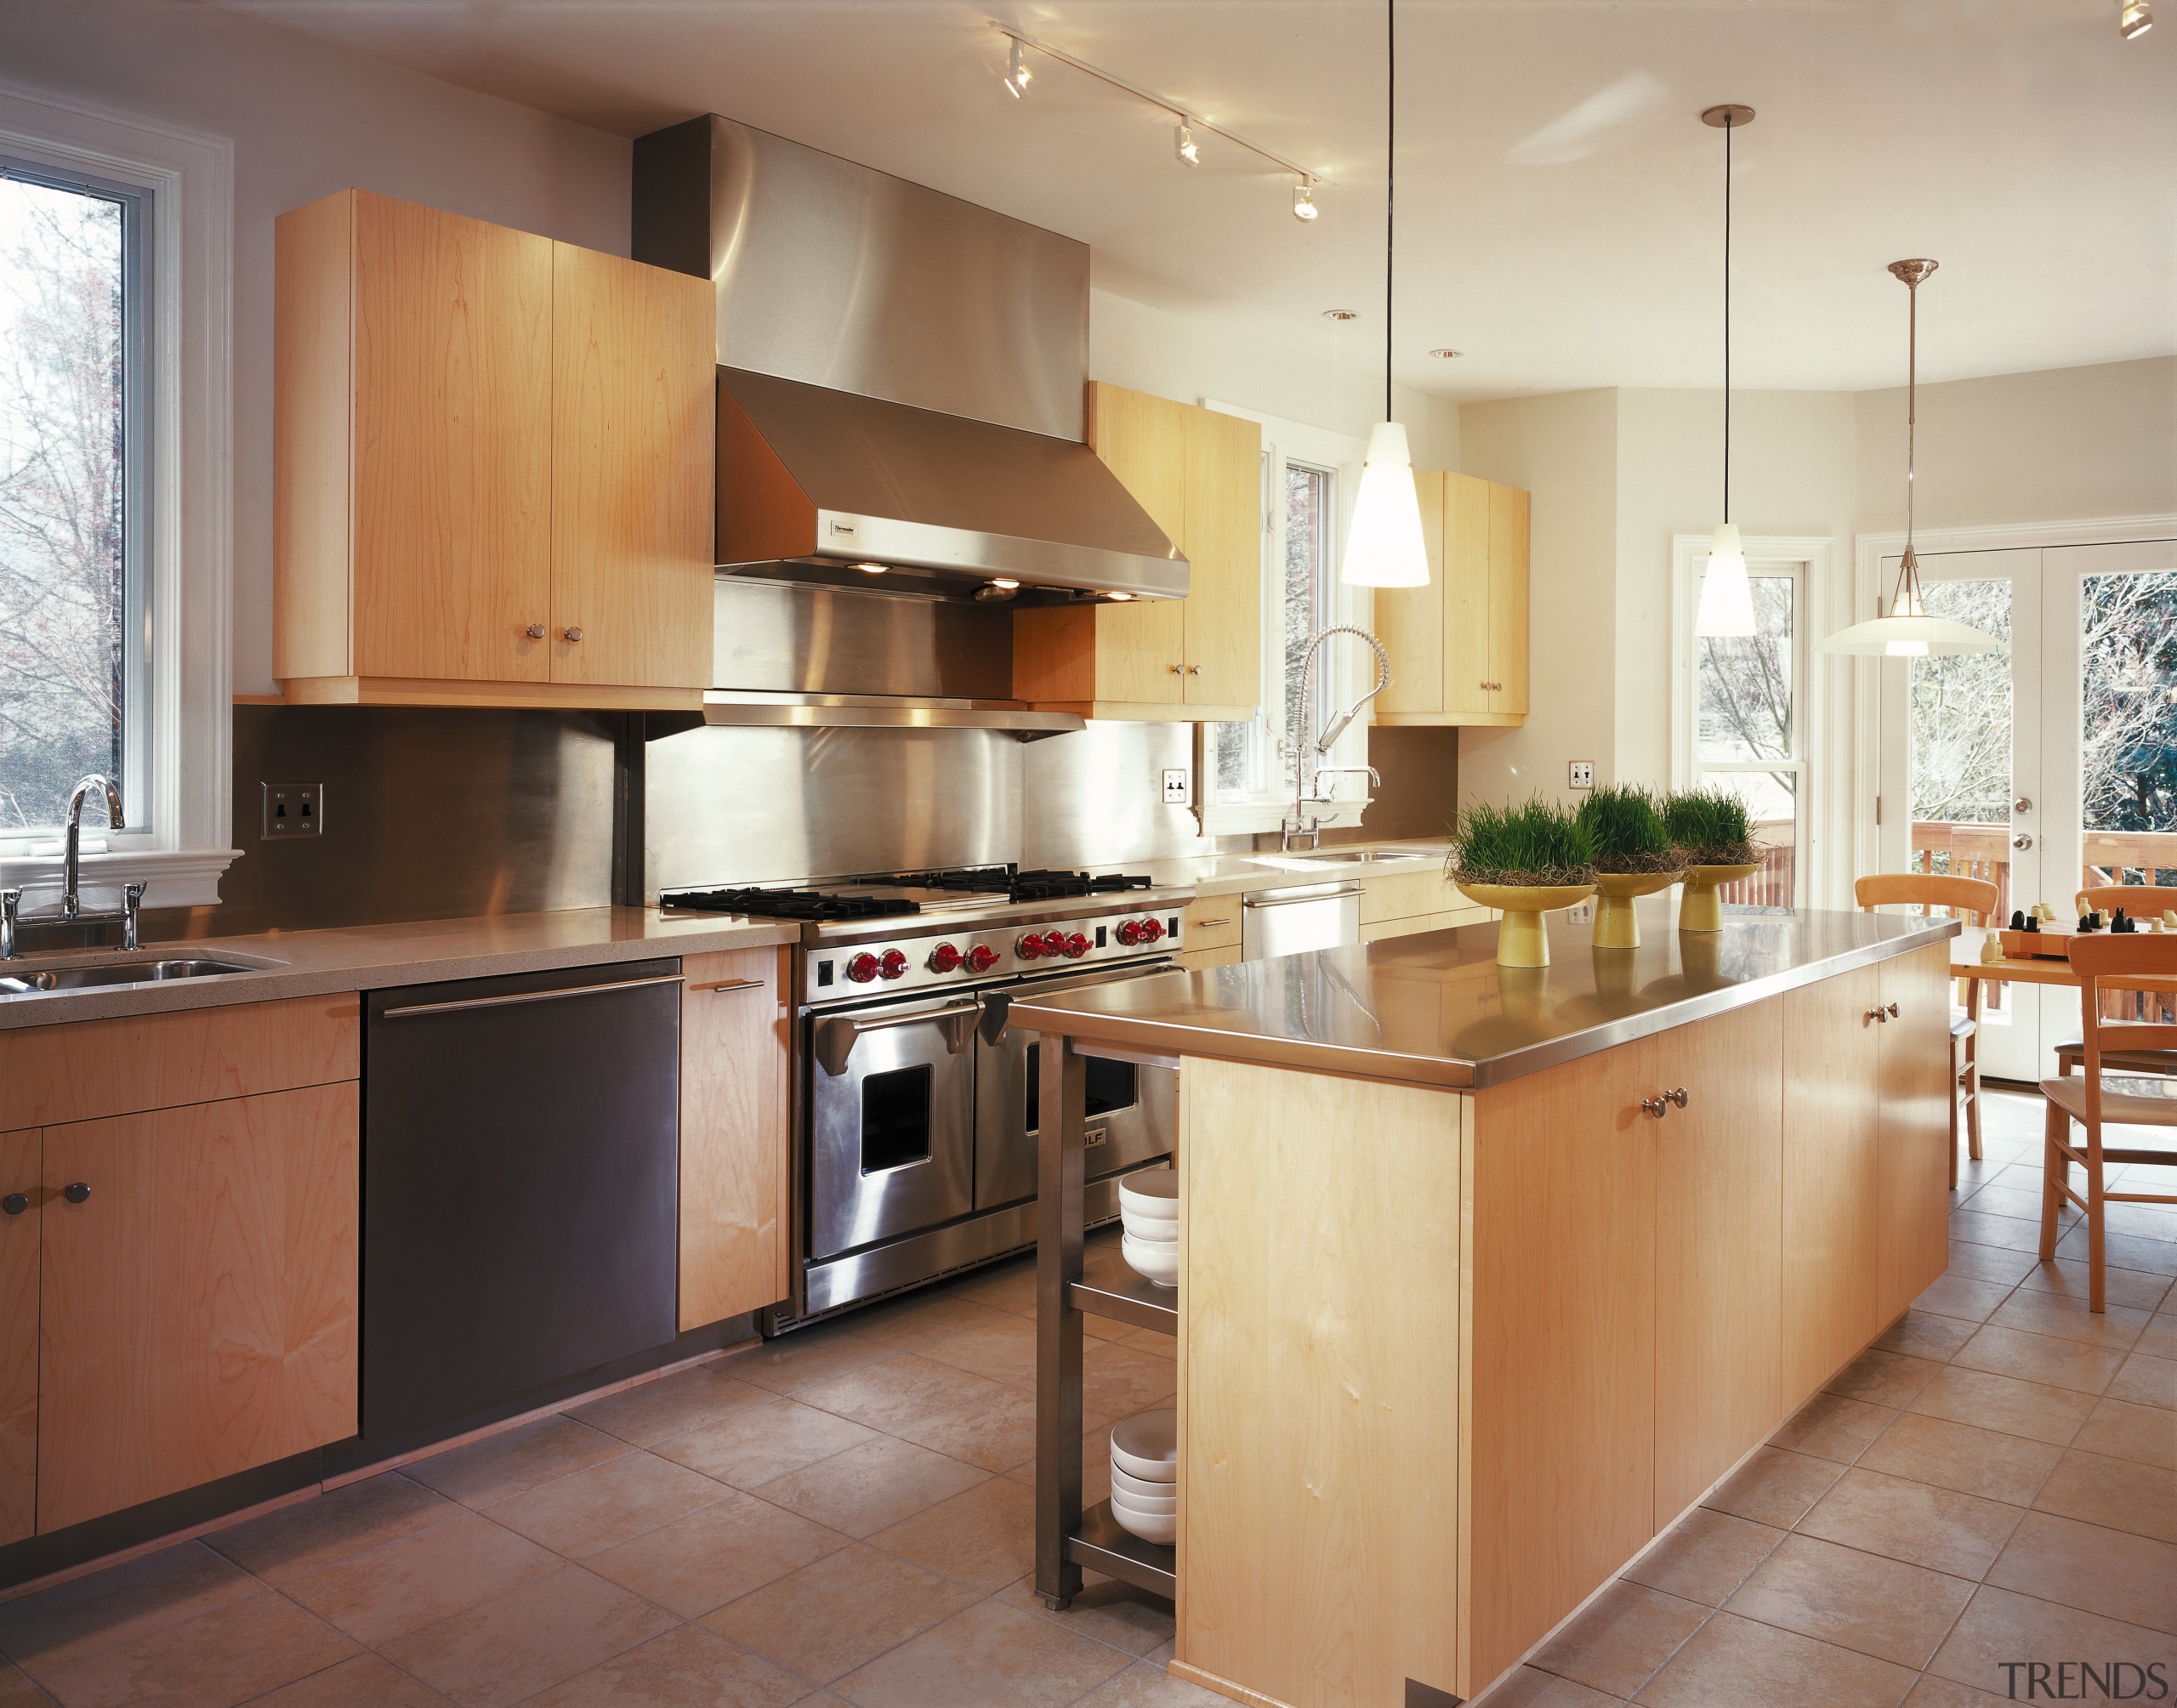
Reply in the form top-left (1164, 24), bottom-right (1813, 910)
top-left (2013, 797), bottom-right (2032, 814)
top-left (813, 1000), bottom-right (981, 1077)
top-left (2012, 833), bottom-right (2033, 850)
top-left (379, 973), bottom-right (684, 1020)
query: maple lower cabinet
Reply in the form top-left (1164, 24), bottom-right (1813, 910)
top-left (1878, 944), bottom-right (1953, 1322)
top-left (1373, 470), bottom-right (1531, 726)
top-left (275, 189), bottom-right (713, 709)
top-left (1014, 383), bottom-right (1261, 719)
top-left (0, 1128), bottom-right (37, 1547)
top-left (679, 948), bottom-right (793, 1331)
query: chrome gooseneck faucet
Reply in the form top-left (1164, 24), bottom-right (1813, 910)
top-left (0, 775), bottom-right (145, 960)
top-left (1282, 626), bottom-right (1390, 851)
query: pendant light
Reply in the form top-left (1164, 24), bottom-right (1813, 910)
top-left (1694, 105), bottom-right (1757, 638)
top-left (1821, 261), bottom-right (2004, 658)
top-left (1341, 0), bottom-right (1429, 587)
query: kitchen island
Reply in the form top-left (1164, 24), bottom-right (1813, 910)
top-left (1011, 902), bottom-right (1958, 1708)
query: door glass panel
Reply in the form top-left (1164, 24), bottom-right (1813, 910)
top-left (2079, 569), bottom-right (2177, 888)
top-left (1025, 1044), bottom-right (1140, 1132)
top-left (861, 1064), bottom-right (932, 1173)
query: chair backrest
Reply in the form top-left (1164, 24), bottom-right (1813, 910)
top-left (1856, 872), bottom-right (2000, 927)
top-left (2067, 934), bottom-right (2177, 1121)
top-left (2076, 882), bottom-right (2177, 921)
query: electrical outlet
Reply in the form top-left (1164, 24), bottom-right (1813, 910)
top-left (1568, 761), bottom-right (1595, 790)
top-left (1162, 768), bottom-right (1190, 805)
top-left (1566, 901), bottom-right (1594, 924)
top-left (261, 781), bottom-right (325, 839)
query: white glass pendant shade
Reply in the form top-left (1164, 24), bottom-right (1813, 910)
top-left (1694, 523), bottom-right (1756, 636)
top-left (1820, 616), bottom-right (2005, 657)
top-left (1341, 422), bottom-right (1430, 587)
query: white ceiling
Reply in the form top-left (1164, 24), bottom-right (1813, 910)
top-left (213, 0), bottom-right (2177, 402)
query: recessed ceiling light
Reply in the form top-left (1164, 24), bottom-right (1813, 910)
top-left (1322, 308), bottom-right (1359, 321)
top-left (1429, 348), bottom-right (1464, 360)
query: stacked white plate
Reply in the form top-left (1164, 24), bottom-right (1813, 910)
top-left (1118, 1166), bottom-right (1179, 1287)
top-left (1109, 1407), bottom-right (1177, 1544)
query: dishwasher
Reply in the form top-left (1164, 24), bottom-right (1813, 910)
top-left (361, 959), bottom-right (683, 1443)
top-left (1241, 880), bottom-right (1364, 961)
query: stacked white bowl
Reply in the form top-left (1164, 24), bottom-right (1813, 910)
top-left (1108, 1407), bottom-right (1177, 1544)
top-left (1118, 1166), bottom-right (1179, 1287)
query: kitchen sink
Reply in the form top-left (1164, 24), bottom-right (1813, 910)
top-left (0, 958), bottom-right (261, 995)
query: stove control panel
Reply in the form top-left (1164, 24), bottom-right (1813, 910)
top-left (808, 906), bottom-right (1188, 999)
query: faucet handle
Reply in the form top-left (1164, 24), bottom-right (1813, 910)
top-left (122, 882), bottom-right (145, 952)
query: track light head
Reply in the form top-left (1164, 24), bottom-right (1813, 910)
top-left (1005, 37), bottom-right (1032, 96)
top-left (1175, 122), bottom-right (1200, 166)
top-left (2121, 0), bottom-right (2152, 37)
top-left (1293, 180), bottom-right (1318, 220)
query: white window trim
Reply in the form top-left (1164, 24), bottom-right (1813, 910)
top-left (1196, 400), bottom-right (1371, 839)
top-left (1671, 533), bottom-right (1833, 909)
top-left (0, 78), bottom-right (236, 908)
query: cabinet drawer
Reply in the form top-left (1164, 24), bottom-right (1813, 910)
top-left (1361, 906), bottom-right (1489, 945)
top-left (0, 996), bottom-right (361, 1132)
top-left (1359, 867), bottom-right (1463, 925)
top-left (1179, 898), bottom-right (1242, 951)
top-left (1174, 943), bottom-right (1243, 973)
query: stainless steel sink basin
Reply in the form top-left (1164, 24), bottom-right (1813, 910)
top-left (0, 958), bottom-right (260, 995)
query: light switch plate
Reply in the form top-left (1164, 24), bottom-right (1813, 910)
top-left (1162, 769), bottom-right (1190, 804)
top-left (261, 781), bottom-right (324, 839)
top-left (1568, 761), bottom-right (1595, 790)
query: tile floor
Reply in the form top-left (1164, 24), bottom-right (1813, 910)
top-left (0, 1088), bottom-right (2169, 1707)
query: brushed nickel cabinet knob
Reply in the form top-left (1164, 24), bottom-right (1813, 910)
top-left (563, 627), bottom-right (584, 643)
top-left (525, 624), bottom-right (547, 639)
top-left (1168, 664), bottom-right (1183, 674)
top-left (1186, 665), bottom-right (1202, 675)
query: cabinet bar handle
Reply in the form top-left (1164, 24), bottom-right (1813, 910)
top-left (381, 973), bottom-right (684, 1019)
top-left (1192, 916), bottom-right (1231, 928)
top-left (704, 979), bottom-right (766, 995)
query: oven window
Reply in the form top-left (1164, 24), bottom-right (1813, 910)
top-left (1024, 1044), bottom-right (1140, 1132)
top-left (861, 1064), bottom-right (933, 1173)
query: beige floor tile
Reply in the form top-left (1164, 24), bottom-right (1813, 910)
top-left (26, 1588), bottom-right (355, 1708)
top-left (1951, 1325), bottom-right (2128, 1394)
top-left (723, 1329), bottom-right (899, 1397)
top-left (1987, 1289), bottom-right (2152, 1350)
top-left (2032, 1446), bottom-right (2177, 1543)
top-left (1466, 1667), bottom-right (1622, 1706)
top-left (1985, 1511), bottom-right (2177, 1635)
top-left (702, 1544), bottom-right (981, 1684)
top-left (280, 1509), bottom-right (560, 1646)
top-left (1069, 1658), bottom-right (1238, 1707)
top-left (755, 1435), bottom-right (991, 1539)
top-left (1964, 1183), bottom-right (2072, 1227)
top-left (2072, 1396), bottom-right (2177, 1468)
top-left (894, 1382), bottom-right (1046, 1473)
top-left (1950, 1211), bottom-right (2043, 1255)
top-left (2140, 1314), bottom-right (2177, 1359)
top-left (0, 1540), bottom-right (259, 1669)
top-left (795, 1353), bottom-right (1005, 1433)
top-left (582, 1487), bottom-right (848, 1618)
top-left (486, 1450), bottom-right (729, 1558)
top-left (918, 1316), bottom-right (1039, 1386)
top-left (1929, 1582), bottom-right (2177, 1699)
top-left (1796, 1469), bottom-right (2024, 1580)
top-left (831, 1595), bottom-right (1130, 1708)
top-left (1769, 1393), bottom-right (1898, 1465)
top-left (992, 1573), bottom-right (1175, 1658)
top-left (2055, 1224), bottom-right (2177, 1277)
top-left (1877, 1311), bottom-right (1982, 1362)
top-left (2109, 1350), bottom-right (2175, 1410)
top-left (377, 1563), bottom-right (678, 1708)
top-left (521, 1622), bottom-right (812, 1707)
top-left (2019, 1258), bottom-right (2173, 1313)
top-left (1080, 1342), bottom-right (1181, 1419)
top-left (1529, 1580), bottom-right (1709, 1698)
top-left (404, 1416), bottom-right (632, 1510)
top-left (1945, 1243), bottom-right (2042, 1287)
top-left (204, 1475), bottom-right (458, 1587)
top-left (246, 1654), bottom-right (453, 1706)
top-left (867, 1475), bottom-right (1034, 1592)
top-left (1907, 1278), bottom-right (2012, 1326)
top-left (1826, 1350), bottom-right (1946, 1410)
top-left (1907, 1365), bottom-right (2097, 1447)
top-left (950, 1259), bottom-right (1037, 1314)
top-left (567, 1366), bottom-right (770, 1447)
top-left (1700, 1447), bottom-right (1844, 1529)
top-left (1623, 1508), bottom-right (1786, 1607)
top-left (1720, 1533), bottom-right (1975, 1669)
top-left (1857, 1413), bottom-right (2065, 1507)
top-left (1631, 1610), bottom-right (1918, 1707)
top-left (844, 1294), bottom-right (1021, 1354)
top-left (650, 1399), bottom-right (878, 1491)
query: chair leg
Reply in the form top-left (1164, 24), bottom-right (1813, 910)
top-left (2038, 1098), bottom-right (2066, 1263)
top-left (2086, 1121), bottom-right (2106, 1315)
top-left (1964, 1049), bottom-right (1981, 1162)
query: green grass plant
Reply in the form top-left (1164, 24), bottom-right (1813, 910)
top-left (1576, 785), bottom-right (1679, 875)
top-left (1450, 797), bottom-right (1597, 888)
top-left (1661, 787), bottom-right (1757, 866)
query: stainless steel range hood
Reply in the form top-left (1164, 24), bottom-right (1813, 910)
top-left (634, 116), bottom-right (1186, 606)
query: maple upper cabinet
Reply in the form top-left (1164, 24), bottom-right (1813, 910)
top-left (1014, 383), bottom-right (1262, 720)
top-left (275, 190), bottom-right (714, 709)
top-left (1373, 470), bottom-right (1531, 726)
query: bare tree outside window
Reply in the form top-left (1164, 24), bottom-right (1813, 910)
top-left (1215, 458), bottom-right (1332, 800)
top-left (2080, 570), bottom-right (2177, 838)
top-left (1907, 579), bottom-right (2013, 826)
top-left (0, 170), bottom-right (128, 831)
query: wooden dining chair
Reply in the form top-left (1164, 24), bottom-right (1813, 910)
top-left (2041, 933), bottom-right (2177, 1311)
top-left (1856, 873), bottom-right (2001, 1187)
top-left (2076, 881), bottom-right (2177, 922)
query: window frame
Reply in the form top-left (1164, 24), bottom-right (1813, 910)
top-left (0, 77), bottom-right (235, 907)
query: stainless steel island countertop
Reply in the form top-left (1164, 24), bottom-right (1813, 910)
top-left (1007, 900), bottom-right (1959, 1088)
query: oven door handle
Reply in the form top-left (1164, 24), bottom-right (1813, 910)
top-left (813, 1000), bottom-right (981, 1078)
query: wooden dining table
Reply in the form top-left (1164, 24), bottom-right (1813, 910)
top-left (1950, 925), bottom-right (2177, 991)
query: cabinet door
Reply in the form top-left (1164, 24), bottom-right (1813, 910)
top-left (1372, 473), bottom-right (1447, 719)
top-left (38, 1086), bottom-right (359, 1534)
top-left (1180, 406), bottom-right (1262, 710)
top-left (549, 243), bottom-right (716, 690)
top-left (1653, 1001), bottom-right (1783, 1524)
top-left (0, 1129), bottom-right (36, 1546)
top-left (1445, 474), bottom-right (1495, 718)
top-left (1083, 383), bottom-right (1186, 705)
top-left (1879, 945), bottom-right (1953, 1322)
top-left (352, 191), bottom-right (553, 684)
top-left (1488, 481), bottom-right (1531, 715)
top-left (1782, 966), bottom-right (1883, 1406)
top-left (679, 949), bottom-right (790, 1331)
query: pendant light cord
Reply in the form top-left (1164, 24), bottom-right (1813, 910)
top-left (1384, 0), bottom-right (1394, 424)
top-left (1905, 276), bottom-right (1918, 553)
top-left (1722, 113), bottom-right (1731, 525)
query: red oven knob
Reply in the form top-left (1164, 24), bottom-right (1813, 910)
top-left (1117, 919), bottom-right (1144, 945)
top-left (1063, 932), bottom-right (1090, 959)
top-left (878, 949), bottom-right (909, 980)
top-left (928, 942), bottom-right (963, 973)
top-left (1039, 930), bottom-right (1066, 957)
top-left (1016, 933), bottom-right (1044, 960)
top-left (1140, 917), bottom-right (1166, 944)
top-left (845, 951), bottom-right (880, 984)
top-left (967, 945), bottom-right (1000, 973)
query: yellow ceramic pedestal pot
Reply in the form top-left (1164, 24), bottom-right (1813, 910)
top-left (1453, 882), bottom-right (1599, 968)
top-left (1591, 870), bottom-right (1685, 949)
top-left (1678, 862), bottom-right (1763, 933)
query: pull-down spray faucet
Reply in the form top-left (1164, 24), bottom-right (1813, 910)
top-left (1282, 626), bottom-right (1390, 851)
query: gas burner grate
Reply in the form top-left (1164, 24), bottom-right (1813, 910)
top-left (861, 866), bottom-right (1019, 894)
top-left (1009, 869), bottom-right (1157, 902)
top-left (661, 888), bottom-right (922, 922)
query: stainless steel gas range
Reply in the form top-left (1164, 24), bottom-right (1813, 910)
top-left (662, 866), bottom-right (1192, 1329)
